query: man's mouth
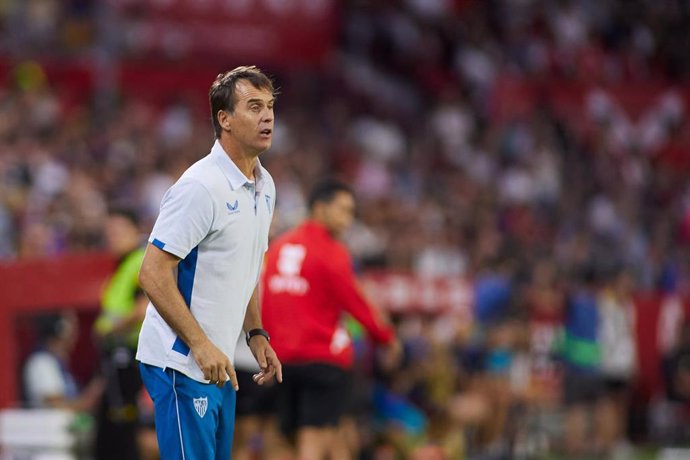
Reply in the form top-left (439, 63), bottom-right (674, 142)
top-left (260, 129), bottom-right (272, 136)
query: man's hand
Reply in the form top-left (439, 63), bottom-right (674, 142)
top-left (379, 338), bottom-right (403, 372)
top-left (248, 337), bottom-right (283, 385)
top-left (192, 339), bottom-right (239, 390)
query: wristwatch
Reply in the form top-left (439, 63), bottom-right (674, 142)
top-left (246, 328), bottom-right (270, 346)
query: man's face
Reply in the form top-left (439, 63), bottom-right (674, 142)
top-left (322, 191), bottom-right (355, 238)
top-left (226, 79), bottom-right (275, 156)
top-left (105, 214), bottom-right (137, 255)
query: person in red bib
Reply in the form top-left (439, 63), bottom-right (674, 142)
top-left (261, 179), bottom-right (400, 460)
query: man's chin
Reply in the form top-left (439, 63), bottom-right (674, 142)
top-left (249, 144), bottom-right (271, 157)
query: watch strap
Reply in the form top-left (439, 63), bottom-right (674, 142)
top-left (246, 328), bottom-right (270, 346)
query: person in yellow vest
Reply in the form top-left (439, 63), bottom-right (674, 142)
top-left (94, 207), bottom-right (155, 460)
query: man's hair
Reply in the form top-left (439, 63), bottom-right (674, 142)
top-left (307, 179), bottom-right (354, 211)
top-left (209, 66), bottom-right (276, 138)
top-left (108, 205), bottom-right (140, 227)
top-left (36, 313), bottom-right (69, 342)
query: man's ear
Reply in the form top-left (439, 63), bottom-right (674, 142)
top-left (217, 110), bottom-right (232, 132)
top-left (311, 201), bottom-right (325, 220)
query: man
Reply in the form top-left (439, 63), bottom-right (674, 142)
top-left (562, 265), bottom-right (604, 457)
top-left (24, 312), bottom-right (104, 411)
top-left (93, 207), bottom-right (152, 460)
top-left (261, 180), bottom-right (400, 460)
top-left (136, 66), bottom-right (282, 460)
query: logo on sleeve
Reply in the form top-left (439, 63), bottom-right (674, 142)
top-left (193, 396), bottom-right (208, 418)
top-left (226, 200), bottom-right (240, 214)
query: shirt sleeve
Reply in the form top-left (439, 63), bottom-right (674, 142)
top-left (149, 178), bottom-right (214, 259)
top-left (325, 248), bottom-right (394, 344)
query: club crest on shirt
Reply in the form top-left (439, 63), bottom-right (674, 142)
top-left (226, 200), bottom-right (240, 214)
top-left (193, 396), bottom-right (208, 418)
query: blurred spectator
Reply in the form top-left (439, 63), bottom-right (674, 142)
top-left (93, 207), bottom-right (156, 460)
top-left (560, 266), bottom-right (607, 457)
top-left (598, 267), bottom-right (637, 454)
top-left (650, 321), bottom-right (690, 445)
top-left (23, 311), bottom-right (103, 411)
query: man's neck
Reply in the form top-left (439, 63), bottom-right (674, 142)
top-left (219, 137), bottom-right (258, 181)
top-left (115, 241), bottom-right (139, 258)
top-left (46, 342), bottom-right (68, 361)
top-left (310, 216), bottom-right (337, 239)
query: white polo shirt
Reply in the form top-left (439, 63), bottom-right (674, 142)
top-left (136, 140), bottom-right (275, 382)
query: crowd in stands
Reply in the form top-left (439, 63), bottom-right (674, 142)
top-left (3, 0), bottom-right (690, 458)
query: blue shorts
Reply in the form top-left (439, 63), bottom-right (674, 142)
top-left (140, 363), bottom-right (236, 460)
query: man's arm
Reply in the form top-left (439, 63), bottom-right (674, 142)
top-left (242, 287), bottom-right (263, 333)
top-left (328, 264), bottom-right (395, 344)
top-left (47, 377), bottom-right (105, 413)
top-left (106, 293), bottom-right (148, 337)
top-left (139, 243), bottom-right (238, 389)
top-left (327, 252), bottom-right (402, 364)
top-left (243, 286), bottom-right (282, 385)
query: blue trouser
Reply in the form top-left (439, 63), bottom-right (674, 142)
top-left (140, 363), bottom-right (236, 460)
